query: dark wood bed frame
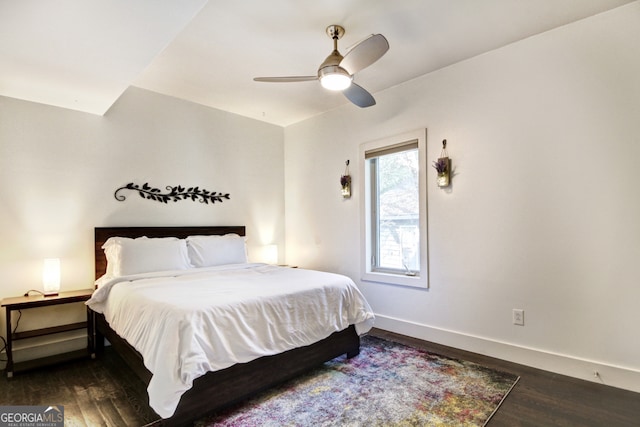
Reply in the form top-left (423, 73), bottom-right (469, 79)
top-left (89, 226), bottom-right (360, 427)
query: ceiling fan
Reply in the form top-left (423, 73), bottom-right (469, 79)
top-left (254, 25), bottom-right (389, 108)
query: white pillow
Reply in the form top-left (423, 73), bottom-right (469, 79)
top-left (102, 236), bottom-right (192, 276)
top-left (186, 234), bottom-right (248, 267)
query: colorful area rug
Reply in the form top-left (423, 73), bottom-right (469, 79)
top-left (197, 335), bottom-right (519, 426)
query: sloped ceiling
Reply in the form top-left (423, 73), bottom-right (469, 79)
top-left (0, 0), bottom-right (208, 115)
top-left (0, 0), bottom-right (634, 126)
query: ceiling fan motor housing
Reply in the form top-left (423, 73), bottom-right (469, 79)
top-left (318, 50), bottom-right (352, 90)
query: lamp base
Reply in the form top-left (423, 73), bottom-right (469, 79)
top-left (43, 291), bottom-right (59, 297)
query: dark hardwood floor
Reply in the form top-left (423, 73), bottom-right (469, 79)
top-left (372, 329), bottom-right (640, 427)
top-left (2, 329), bottom-right (639, 426)
top-left (0, 348), bottom-right (158, 426)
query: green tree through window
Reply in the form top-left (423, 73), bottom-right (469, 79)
top-left (374, 148), bottom-right (420, 272)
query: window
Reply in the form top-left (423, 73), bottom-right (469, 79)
top-left (360, 129), bottom-right (428, 288)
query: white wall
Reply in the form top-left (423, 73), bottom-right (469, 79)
top-left (0, 87), bottom-right (284, 359)
top-left (284, 3), bottom-right (640, 391)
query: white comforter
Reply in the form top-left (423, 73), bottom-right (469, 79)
top-left (86, 263), bottom-right (375, 418)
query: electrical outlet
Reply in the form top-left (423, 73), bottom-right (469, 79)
top-left (513, 309), bottom-right (524, 326)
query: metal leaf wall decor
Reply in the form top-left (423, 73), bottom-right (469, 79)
top-left (114, 182), bottom-right (230, 205)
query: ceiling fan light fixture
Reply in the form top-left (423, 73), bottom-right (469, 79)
top-left (254, 24), bottom-right (387, 107)
top-left (319, 66), bottom-right (352, 91)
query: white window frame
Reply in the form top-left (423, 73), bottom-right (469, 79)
top-left (359, 129), bottom-right (429, 289)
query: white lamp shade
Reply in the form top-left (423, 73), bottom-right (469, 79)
top-left (42, 258), bottom-right (60, 294)
top-left (264, 245), bottom-right (278, 265)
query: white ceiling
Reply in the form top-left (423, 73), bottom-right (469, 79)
top-left (1, 0), bottom-right (634, 127)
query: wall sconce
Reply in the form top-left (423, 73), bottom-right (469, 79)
top-left (433, 139), bottom-right (451, 188)
top-left (42, 258), bottom-right (60, 296)
top-left (341, 160), bottom-right (352, 198)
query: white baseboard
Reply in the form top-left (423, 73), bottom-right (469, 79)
top-left (374, 314), bottom-right (640, 394)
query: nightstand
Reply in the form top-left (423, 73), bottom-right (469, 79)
top-left (2, 288), bottom-right (94, 378)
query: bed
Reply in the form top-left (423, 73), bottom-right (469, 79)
top-left (87, 226), bottom-right (374, 427)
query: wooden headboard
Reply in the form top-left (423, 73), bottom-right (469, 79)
top-left (94, 226), bottom-right (246, 280)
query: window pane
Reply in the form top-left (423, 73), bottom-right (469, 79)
top-left (374, 148), bottom-right (420, 272)
top-left (361, 129), bottom-right (427, 288)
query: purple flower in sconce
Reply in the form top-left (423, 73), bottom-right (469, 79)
top-left (340, 174), bottom-right (351, 187)
top-left (432, 158), bottom-right (448, 174)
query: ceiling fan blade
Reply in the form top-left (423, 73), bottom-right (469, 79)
top-left (340, 34), bottom-right (389, 75)
top-left (254, 76), bottom-right (318, 83)
top-left (343, 83), bottom-right (376, 108)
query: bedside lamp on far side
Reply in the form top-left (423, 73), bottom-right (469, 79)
top-left (264, 245), bottom-right (278, 265)
top-left (42, 258), bottom-right (60, 297)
